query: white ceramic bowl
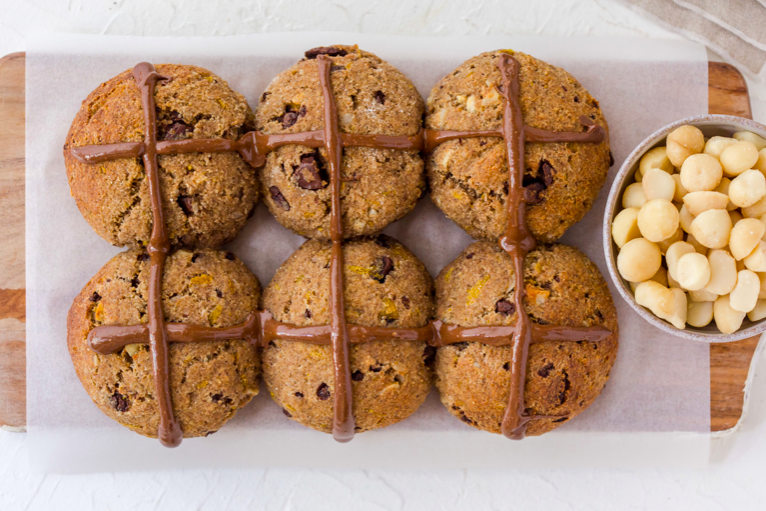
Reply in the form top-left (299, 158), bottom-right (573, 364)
top-left (603, 115), bottom-right (766, 342)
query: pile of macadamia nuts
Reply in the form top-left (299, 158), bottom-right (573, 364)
top-left (613, 125), bottom-right (766, 333)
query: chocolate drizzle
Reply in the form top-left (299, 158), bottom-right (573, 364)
top-left (74, 53), bottom-right (610, 446)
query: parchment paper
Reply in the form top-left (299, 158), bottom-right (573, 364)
top-left (26, 32), bottom-right (710, 473)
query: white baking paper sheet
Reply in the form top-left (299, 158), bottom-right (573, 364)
top-left (26, 32), bottom-right (711, 473)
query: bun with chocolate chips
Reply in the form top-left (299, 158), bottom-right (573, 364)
top-left (256, 45), bottom-right (426, 239)
top-left (433, 241), bottom-right (618, 436)
top-left (66, 248), bottom-right (262, 439)
top-left (426, 50), bottom-right (611, 243)
top-left (64, 64), bottom-right (258, 248)
top-left (261, 235), bottom-right (435, 433)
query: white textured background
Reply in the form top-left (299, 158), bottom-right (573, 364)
top-left (2, 0), bottom-right (766, 509)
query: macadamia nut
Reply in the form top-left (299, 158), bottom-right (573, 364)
top-left (687, 300), bottom-right (714, 327)
top-left (635, 281), bottom-right (675, 317)
top-left (666, 125), bottom-right (705, 167)
top-left (720, 140), bottom-right (759, 176)
top-left (706, 249), bottom-right (737, 295)
top-left (639, 146), bottom-right (674, 175)
top-left (643, 168), bottom-right (676, 201)
top-left (729, 218), bottom-right (766, 260)
top-left (744, 240), bottom-right (766, 272)
top-left (683, 191), bottom-right (729, 216)
top-left (618, 238), bottom-right (662, 282)
top-left (622, 182), bottom-right (648, 209)
top-left (714, 294), bottom-right (746, 334)
top-left (680, 153), bottom-right (722, 192)
top-left (748, 300), bottom-right (766, 322)
top-left (638, 199), bottom-right (679, 242)
top-left (676, 252), bottom-right (711, 291)
top-left (666, 241), bottom-right (696, 281)
top-left (729, 169), bottom-right (766, 208)
top-left (704, 136), bottom-right (738, 159)
top-left (690, 209), bottom-right (732, 249)
top-left (733, 131), bottom-right (766, 151)
top-left (611, 208), bottom-right (641, 249)
top-left (730, 270), bottom-right (760, 313)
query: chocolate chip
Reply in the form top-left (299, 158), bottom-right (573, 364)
top-left (479, 140), bottom-right (487, 146)
top-left (305, 46), bottom-right (348, 59)
top-left (191, 253), bottom-right (200, 263)
top-left (137, 253), bottom-right (150, 262)
top-left (130, 276), bottom-right (140, 288)
top-left (372, 256), bottom-right (394, 283)
top-left (374, 90), bottom-right (386, 104)
top-left (90, 291), bottom-right (101, 302)
top-left (537, 362), bottom-right (554, 378)
top-left (609, 151), bottom-right (615, 167)
top-left (574, 95), bottom-right (580, 103)
top-left (553, 275), bottom-right (561, 283)
top-left (552, 417), bottom-right (568, 423)
top-left (260, 91), bottom-right (270, 103)
top-left (330, 65), bottom-right (344, 72)
top-left (465, 253), bottom-right (474, 259)
top-left (204, 430), bottom-right (218, 437)
top-left (495, 299), bottom-right (515, 316)
top-left (163, 122), bottom-right (193, 141)
top-left (211, 393), bottom-right (233, 405)
top-left (523, 182), bottom-right (545, 204)
top-left (177, 195), bottom-right (194, 216)
top-left (282, 408), bottom-right (293, 418)
top-left (540, 160), bottom-right (555, 187)
top-left (503, 362), bottom-right (511, 371)
top-left (401, 296), bottom-right (410, 310)
top-left (423, 345), bottom-right (436, 365)
top-left (269, 186), bottom-right (291, 211)
top-left (276, 104), bottom-right (305, 129)
top-left (595, 309), bottom-right (604, 321)
top-left (225, 252), bottom-right (236, 260)
top-left (216, 289), bottom-right (223, 298)
top-left (559, 371), bottom-right (571, 405)
top-left (453, 342), bottom-right (469, 351)
top-left (294, 391), bottom-right (304, 398)
top-left (281, 111), bottom-right (298, 129)
top-left (503, 181), bottom-right (509, 195)
top-left (369, 364), bottom-right (383, 372)
top-left (304, 309), bottom-right (312, 318)
top-left (293, 152), bottom-right (327, 190)
top-left (316, 383), bottom-right (331, 400)
top-left (109, 392), bottom-right (130, 412)
top-left (351, 370), bottom-right (364, 381)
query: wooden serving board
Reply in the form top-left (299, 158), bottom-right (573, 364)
top-left (0, 53), bottom-right (759, 432)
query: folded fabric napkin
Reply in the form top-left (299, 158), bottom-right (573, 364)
top-left (620, 0), bottom-right (766, 82)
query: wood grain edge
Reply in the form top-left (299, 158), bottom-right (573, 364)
top-left (0, 51), bottom-right (26, 429)
top-left (707, 60), bottom-right (757, 432)
top-left (708, 61), bottom-right (752, 118)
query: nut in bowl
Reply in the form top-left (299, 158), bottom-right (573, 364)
top-left (604, 115), bottom-right (766, 342)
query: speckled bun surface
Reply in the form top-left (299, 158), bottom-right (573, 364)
top-left (426, 50), bottom-right (611, 243)
top-left (64, 64), bottom-right (258, 249)
top-left (67, 248), bottom-right (261, 439)
top-left (261, 235), bottom-right (435, 433)
top-left (434, 241), bottom-right (618, 436)
top-left (256, 45), bottom-right (425, 239)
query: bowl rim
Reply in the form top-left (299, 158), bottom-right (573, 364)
top-left (603, 114), bottom-right (766, 343)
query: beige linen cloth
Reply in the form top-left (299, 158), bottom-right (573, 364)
top-left (620, 0), bottom-right (766, 82)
